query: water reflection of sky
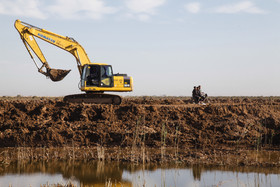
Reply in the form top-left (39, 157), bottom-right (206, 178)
top-left (123, 169), bottom-right (280, 187)
top-left (1, 164), bottom-right (280, 187)
top-left (0, 173), bottom-right (79, 187)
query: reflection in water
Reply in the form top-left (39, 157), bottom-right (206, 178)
top-left (192, 164), bottom-right (202, 180)
top-left (0, 160), bottom-right (132, 186)
top-left (0, 173), bottom-right (75, 187)
top-left (0, 160), bottom-right (280, 186)
top-left (123, 167), bottom-right (280, 187)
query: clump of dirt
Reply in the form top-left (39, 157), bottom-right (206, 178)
top-left (47, 68), bottom-right (71, 82)
top-left (0, 97), bottom-right (279, 166)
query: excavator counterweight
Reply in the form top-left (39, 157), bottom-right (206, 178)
top-left (14, 19), bottom-right (133, 104)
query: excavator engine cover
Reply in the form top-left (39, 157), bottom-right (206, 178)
top-left (47, 69), bottom-right (71, 82)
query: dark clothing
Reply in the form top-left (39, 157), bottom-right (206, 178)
top-left (197, 89), bottom-right (202, 97)
top-left (192, 88), bottom-right (197, 98)
top-left (192, 88), bottom-right (200, 103)
top-left (192, 87), bottom-right (207, 104)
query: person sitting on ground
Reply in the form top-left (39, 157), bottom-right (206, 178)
top-left (192, 86), bottom-right (200, 104)
top-left (197, 85), bottom-right (208, 104)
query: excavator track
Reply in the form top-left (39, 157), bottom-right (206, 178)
top-left (63, 93), bottom-right (122, 105)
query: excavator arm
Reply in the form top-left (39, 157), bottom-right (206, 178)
top-left (14, 19), bottom-right (92, 81)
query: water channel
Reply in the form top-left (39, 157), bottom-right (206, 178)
top-left (1, 160), bottom-right (280, 187)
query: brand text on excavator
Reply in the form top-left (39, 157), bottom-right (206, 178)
top-left (38, 33), bottom-right (55, 43)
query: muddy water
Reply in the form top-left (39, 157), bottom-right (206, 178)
top-left (1, 160), bottom-right (280, 187)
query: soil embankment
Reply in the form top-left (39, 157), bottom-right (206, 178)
top-left (0, 97), bottom-right (280, 166)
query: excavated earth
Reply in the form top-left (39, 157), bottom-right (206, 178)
top-left (0, 96), bottom-right (280, 167)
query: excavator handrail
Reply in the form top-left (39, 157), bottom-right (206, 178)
top-left (19, 20), bottom-right (71, 41)
top-left (21, 21), bottom-right (41, 30)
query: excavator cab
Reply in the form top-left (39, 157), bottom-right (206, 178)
top-left (82, 64), bottom-right (113, 88)
top-left (80, 63), bottom-right (133, 94)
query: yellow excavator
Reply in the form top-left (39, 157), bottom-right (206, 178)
top-left (14, 19), bottom-right (133, 104)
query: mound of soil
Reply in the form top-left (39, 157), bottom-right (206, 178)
top-left (0, 97), bottom-right (279, 150)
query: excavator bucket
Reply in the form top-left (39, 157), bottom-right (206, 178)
top-left (47, 68), bottom-right (71, 82)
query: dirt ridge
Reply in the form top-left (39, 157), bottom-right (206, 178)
top-left (0, 97), bottom-right (279, 149)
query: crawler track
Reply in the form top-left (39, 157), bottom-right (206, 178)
top-left (63, 93), bottom-right (122, 105)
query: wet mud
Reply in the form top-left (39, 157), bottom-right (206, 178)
top-left (0, 96), bottom-right (280, 166)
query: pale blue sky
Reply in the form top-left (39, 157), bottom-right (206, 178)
top-left (0, 0), bottom-right (279, 96)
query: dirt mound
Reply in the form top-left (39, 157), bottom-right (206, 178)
top-left (0, 97), bottom-right (279, 150)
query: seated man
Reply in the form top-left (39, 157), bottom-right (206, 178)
top-left (192, 86), bottom-right (199, 104)
top-left (87, 66), bottom-right (100, 86)
top-left (197, 85), bottom-right (208, 103)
